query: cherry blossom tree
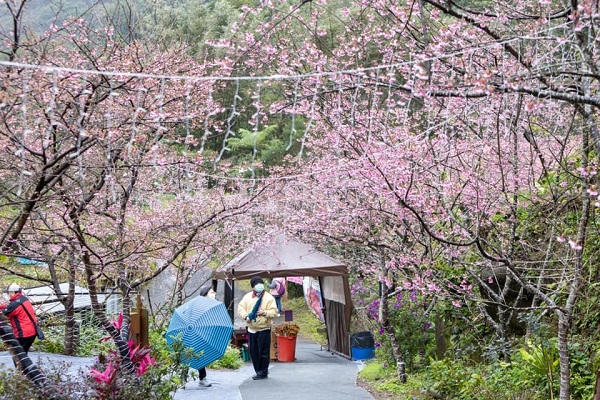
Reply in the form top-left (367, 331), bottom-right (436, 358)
top-left (224, 1), bottom-right (600, 398)
top-left (0, 0), bottom-right (279, 392)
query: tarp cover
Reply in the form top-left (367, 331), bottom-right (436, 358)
top-left (214, 235), bottom-right (353, 358)
top-left (214, 235), bottom-right (347, 280)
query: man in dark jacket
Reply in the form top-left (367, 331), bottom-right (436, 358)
top-left (0, 283), bottom-right (38, 354)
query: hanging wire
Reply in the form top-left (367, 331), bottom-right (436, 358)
top-left (286, 79), bottom-right (300, 152)
top-left (0, 18), bottom-right (577, 193)
top-left (153, 78), bottom-right (166, 171)
top-left (383, 65), bottom-right (396, 128)
top-left (105, 76), bottom-right (117, 203)
top-left (298, 79), bottom-right (320, 160)
top-left (76, 74), bottom-right (90, 184)
top-left (215, 78), bottom-right (240, 166)
top-left (127, 79), bottom-right (145, 159)
top-left (336, 73), bottom-right (344, 129)
top-left (365, 67), bottom-right (382, 152)
top-left (199, 81), bottom-right (216, 154)
top-left (183, 82), bottom-right (193, 180)
top-left (17, 72), bottom-right (31, 197)
top-left (347, 74), bottom-right (363, 141)
top-left (249, 80), bottom-right (262, 181)
top-left (43, 70), bottom-right (59, 149)
top-left (0, 22), bottom-right (572, 83)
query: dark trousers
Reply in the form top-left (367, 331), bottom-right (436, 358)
top-left (18, 336), bottom-right (35, 354)
top-left (248, 329), bottom-right (271, 377)
top-left (12, 336), bottom-right (35, 368)
top-left (198, 367), bottom-right (207, 380)
top-left (274, 296), bottom-right (282, 314)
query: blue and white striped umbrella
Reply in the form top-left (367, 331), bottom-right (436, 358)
top-left (166, 296), bottom-right (234, 370)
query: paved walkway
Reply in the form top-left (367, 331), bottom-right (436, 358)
top-left (0, 337), bottom-right (373, 400)
top-left (174, 336), bottom-right (373, 400)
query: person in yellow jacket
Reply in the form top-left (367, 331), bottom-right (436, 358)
top-left (237, 276), bottom-right (278, 380)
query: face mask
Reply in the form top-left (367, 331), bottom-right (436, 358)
top-left (254, 284), bottom-right (265, 293)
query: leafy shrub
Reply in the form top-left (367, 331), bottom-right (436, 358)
top-left (0, 360), bottom-right (90, 399)
top-left (511, 339), bottom-right (559, 398)
top-left (568, 341), bottom-right (597, 400)
top-left (371, 291), bottom-right (435, 370)
top-left (424, 357), bottom-right (546, 400)
top-left (33, 314), bottom-right (117, 357)
top-left (209, 345), bottom-right (244, 370)
top-left (1, 315), bottom-right (245, 398)
top-left (0, 364), bottom-right (46, 399)
top-left (359, 361), bottom-right (443, 399)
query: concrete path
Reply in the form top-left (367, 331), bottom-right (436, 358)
top-left (174, 336), bottom-right (373, 400)
top-left (0, 337), bottom-right (373, 400)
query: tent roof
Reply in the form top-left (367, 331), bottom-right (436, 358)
top-left (214, 236), bottom-right (347, 280)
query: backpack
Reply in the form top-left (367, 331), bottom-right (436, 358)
top-left (271, 280), bottom-right (285, 296)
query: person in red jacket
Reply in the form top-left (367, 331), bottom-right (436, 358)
top-left (0, 283), bottom-right (38, 354)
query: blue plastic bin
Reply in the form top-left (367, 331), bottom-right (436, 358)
top-left (351, 346), bottom-right (375, 360)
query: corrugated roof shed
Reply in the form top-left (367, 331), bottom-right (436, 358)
top-left (23, 283), bottom-right (107, 316)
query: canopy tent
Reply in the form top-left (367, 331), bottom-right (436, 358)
top-left (214, 235), bottom-right (353, 359)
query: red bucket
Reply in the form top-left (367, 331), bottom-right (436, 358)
top-left (276, 335), bottom-right (297, 362)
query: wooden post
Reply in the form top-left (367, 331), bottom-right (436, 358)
top-left (129, 294), bottom-right (149, 347)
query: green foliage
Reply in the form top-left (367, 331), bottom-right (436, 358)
top-left (132, 0), bottom-right (241, 57)
top-left (362, 332), bottom-right (597, 400)
top-left (360, 333), bottom-right (567, 400)
top-left (226, 125), bottom-right (285, 170)
top-left (377, 293), bottom-right (435, 370)
top-left (359, 361), bottom-right (389, 381)
top-left (286, 281), bottom-right (304, 298)
top-left (47, 316), bottom-right (117, 357)
top-left (0, 0), bottom-right (99, 37)
top-left (0, 364), bottom-right (45, 398)
top-left (567, 341), bottom-right (597, 400)
top-left (573, 281), bottom-right (600, 336)
top-left (359, 362), bottom-right (440, 400)
top-left (0, 360), bottom-right (90, 399)
top-left (227, 126), bottom-right (278, 152)
top-left (514, 339), bottom-right (559, 396)
top-left (351, 280), bottom-right (436, 371)
top-left (424, 358), bottom-right (544, 400)
top-left (208, 345), bottom-right (244, 370)
top-left (33, 330), bottom-right (64, 354)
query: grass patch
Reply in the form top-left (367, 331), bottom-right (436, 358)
top-left (282, 296), bottom-right (327, 344)
top-left (359, 362), bottom-right (433, 399)
top-left (359, 362), bottom-right (389, 380)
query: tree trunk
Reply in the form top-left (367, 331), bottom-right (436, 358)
top-left (557, 122), bottom-right (591, 400)
top-left (557, 312), bottom-right (571, 400)
top-left (434, 312), bottom-right (446, 359)
top-left (593, 368), bottom-right (600, 400)
top-left (63, 278), bottom-right (77, 355)
top-left (378, 254), bottom-right (406, 383)
top-left (84, 252), bottom-right (135, 373)
top-left (0, 317), bottom-right (62, 399)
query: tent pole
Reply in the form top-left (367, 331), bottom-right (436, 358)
top-left (224, 273), bottom-right (235, 322)
top-left (318, 276), bottom-right (330, 350)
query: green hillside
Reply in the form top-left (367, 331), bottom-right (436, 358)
top-left (0, 0), bottom-right (105, 33)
